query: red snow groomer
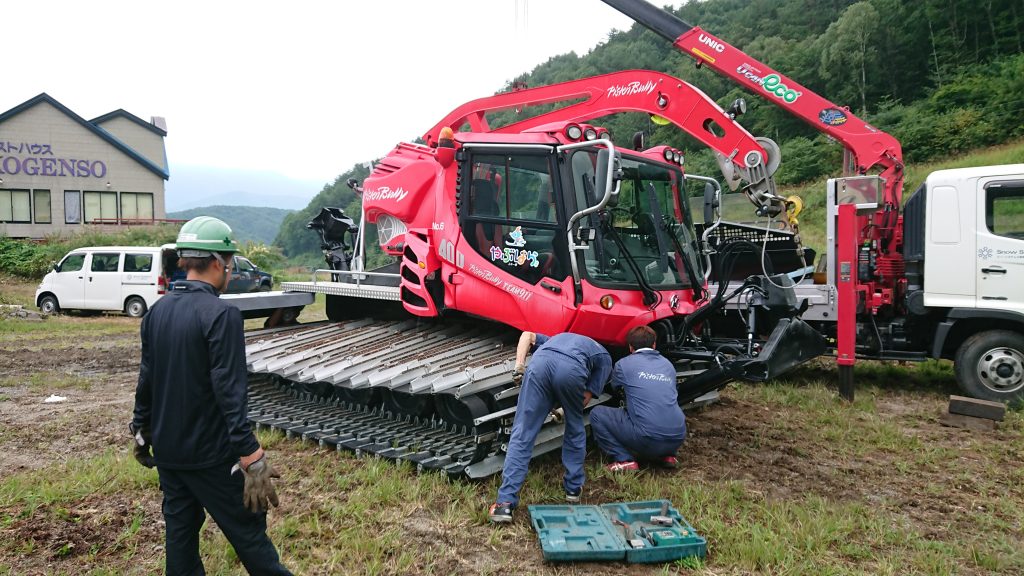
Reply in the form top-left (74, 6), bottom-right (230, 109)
top-left (243, 68), bottom-right (823, 478)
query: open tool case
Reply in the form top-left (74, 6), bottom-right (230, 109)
top-left (527, 499), bottom-right (706, 563)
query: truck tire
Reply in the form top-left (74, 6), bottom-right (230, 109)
top-left (125, 296), bottom-right (148, 318)
top-left (954, 330), bottom-right (1024, 403)
top-left (39, 294), bottom-right (60, 315)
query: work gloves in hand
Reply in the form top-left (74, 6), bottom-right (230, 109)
top-left (129, 423), bottom-right (155, 469)
top-left (241, 455), bottom-right (281, 514)
top-left (512, 363), bottom-right (525, 386)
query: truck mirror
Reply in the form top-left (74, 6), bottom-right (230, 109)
top-left (703, 182), bottom-right (719, 223)
top-left (729, 98), bottom-right (747, 118)
top-left (595, 149), bottom-right (622, 208)
top-left (632, 130), bottom-right (646, 151)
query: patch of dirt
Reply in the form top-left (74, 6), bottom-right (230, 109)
top-left (0, 494), bottom-right (162, 575)
top-left (0, 338), bottom-right (139, 477)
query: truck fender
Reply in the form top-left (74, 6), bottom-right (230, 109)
top-left (932, 308), bottom-right (1024, 358)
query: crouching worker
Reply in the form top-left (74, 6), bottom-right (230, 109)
top-left (488, 331), bottom-right (612, 523)
top-left (590, 326), bottom-right (686, 471)
top-left (130, 216), bottom-right (292, 576)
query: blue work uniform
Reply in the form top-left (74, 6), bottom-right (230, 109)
top-left (496, 333), bottom-right (612, 507)
top-left (590, 348), bottom-right (686, 463)
top-left (132, 280), bottom-right (291, 576)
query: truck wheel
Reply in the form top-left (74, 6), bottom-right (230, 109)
top-left (125, 297), bottom-right (148, 318)
top-left (39, 294), bottom-right (59, 315)
top-left (259, 281), bottom-right (271, 292)
top-left (954, 330), bottom-right (1024, 403)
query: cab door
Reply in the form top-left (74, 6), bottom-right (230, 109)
top-left (228, 256), bottom-right (255, 293)
top-left (84, 252), bottom-right (124, 310)
top-left (977, 179), bottom-right (1024, 314)
top-left (51, 252), bottom-right (87, 308)
top-left (453, 148), bottom-right (575, 335)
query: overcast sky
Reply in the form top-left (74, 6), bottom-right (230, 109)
top-left (2, 1), bottom-right (643, 184)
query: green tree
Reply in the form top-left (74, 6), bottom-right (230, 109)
top-left (818, 1), bottom-right (881, 115)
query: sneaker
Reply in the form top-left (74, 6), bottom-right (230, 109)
top-left (606, 460), bottom-right (639, 472)
top-left (660, 455), bottom-right (679, 469)
top-left (565, 488), bottom-right (582, 503)
top-left (488, 502), bottom-right (513, 523)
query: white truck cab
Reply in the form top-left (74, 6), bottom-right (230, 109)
top-left (35, 245), bottom-right (178, 317)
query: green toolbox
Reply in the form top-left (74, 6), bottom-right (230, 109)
top-left (527, 499), bottom-right (706, 563)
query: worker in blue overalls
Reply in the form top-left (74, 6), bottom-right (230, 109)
top-left (589, 325), bottom-right (686, 471)
top-left (488, 331), bottom-right (612, 523)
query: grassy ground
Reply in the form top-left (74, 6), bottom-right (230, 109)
top-left (0, 270), bottom-right (1021, 575)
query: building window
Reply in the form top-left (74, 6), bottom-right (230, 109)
top-left (65, 190), bottom-right (81, 224)
top-left (120, 192), bottom-right (154, 221)
top-left (83, 191), bottom-right (118, 223)
top-left (0, 189), bottom-right (31, 223)
top-left (34, 190), bottom-right (51, 224)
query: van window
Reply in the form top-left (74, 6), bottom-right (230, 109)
top-left (124, 253), bottom-right (153, 273)
top-left (59, 253), bottom-right (85, 273)
top-left (91, 253), bottom-right (121, 272)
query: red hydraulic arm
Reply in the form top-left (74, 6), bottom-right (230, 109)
top-left (424, 69), bottom-right (771, 182)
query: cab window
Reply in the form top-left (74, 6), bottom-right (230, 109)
top-left (462, 151), bottom-right (567, 284)
top-left (987, 184), bottom-right (1024, 239)
top-left (90, 253), bottom-right (121, 272)
top-left (59, 253), bottom-right (85, 273)
top-left (237, 258), bottom-right (255, 272)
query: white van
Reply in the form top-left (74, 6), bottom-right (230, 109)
top-left (35, 245), bottom-right (179, 317)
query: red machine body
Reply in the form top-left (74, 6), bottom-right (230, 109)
top-left (359, 69), bottom-right (775, 346)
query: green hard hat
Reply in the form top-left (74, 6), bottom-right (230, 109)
top-left (176, 216), bottom-right (239, 256)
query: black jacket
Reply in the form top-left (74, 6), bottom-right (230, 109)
top-left (132, 280), bottom-right (259, 469)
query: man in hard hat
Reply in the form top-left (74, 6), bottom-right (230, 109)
top-left (589, 325), bottom-right (686, 471)
top-left (488, 331), bottom-right (612, 523)
top-left (130, 216), bottom-right (292, 575)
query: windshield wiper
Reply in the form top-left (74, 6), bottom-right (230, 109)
top-left (660, 214), bottom-right (706, 302)
top-left (602, 216), bottom-right (659, 307)
top-left (643, 182), bottom-right (671, 273)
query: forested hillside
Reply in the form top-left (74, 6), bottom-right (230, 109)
top-left (276, 0), bottom-right (1024, 265)
top-left (168, 206), bottom-right (292, 245)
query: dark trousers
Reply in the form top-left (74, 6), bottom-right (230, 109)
top-left (590, 405), bottom-right (684, 463)
top-left (158, 462), bottom-right (292, 576)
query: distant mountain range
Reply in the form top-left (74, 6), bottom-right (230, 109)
top-left (165, 165), bottom-right (324, 211)
top-left (167, 205), bottom-right (293, 245)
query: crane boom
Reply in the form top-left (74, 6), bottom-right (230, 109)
top-left (599, 0), bottom-right (904, 208)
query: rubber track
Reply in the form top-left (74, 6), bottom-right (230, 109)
top-left (247, 376), bottom-right (499, 479)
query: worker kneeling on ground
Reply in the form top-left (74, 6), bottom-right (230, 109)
top-left (488, 331), bottom-right (612, 524)
top-left (590, 325), bottom-right (686, 471)
top-left (130, 216), bottom-right (292, 576)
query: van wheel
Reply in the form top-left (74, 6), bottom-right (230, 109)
top-left (125, 297), bottom-right (148, 318)
top-left (39, 295), bottom-right (59, 315)
top-left (954, 330), bottom-right (1024, 403)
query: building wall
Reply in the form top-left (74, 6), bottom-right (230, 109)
top-left (0, 101), bottom-right (166, 239)
top-left (93, 116), bottom-right (168, 173)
